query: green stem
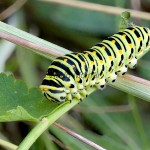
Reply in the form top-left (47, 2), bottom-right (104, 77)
top-left (17, 87), bottom-right (96, 150)
top-left (129, 96), bottom-right (150, 150)
top-left (16, 101), bottom-right (77, 150)
top-left (0, 139), bottom-right (18, 150)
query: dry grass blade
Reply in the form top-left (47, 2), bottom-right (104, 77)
top-left (54, 122), bottom-right (106, 150)
top-left (46, 132), bottom-right (71, 150)
top-left (0, 0), bottom-right (27, 21)
top-left (39, 0), bottom-right (150, 20)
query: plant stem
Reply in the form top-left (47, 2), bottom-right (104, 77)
top-left (54, 122), bottom-right (106, 150)
top-left (17, 87), bottom-right (96, 150)
top-left (16, 100), bottom-right (77, 150)
top-left (0, 139), bottom-right (18, 150)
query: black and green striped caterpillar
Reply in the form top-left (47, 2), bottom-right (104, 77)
top-left (40, 25), bottom-right (150, 103)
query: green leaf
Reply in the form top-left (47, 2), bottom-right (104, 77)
top-left (0, 73), bottom-right (59, 122)
top-left (0, 106), bottom-right (36, 122)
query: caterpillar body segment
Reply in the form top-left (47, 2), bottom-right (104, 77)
top-left (40, 26), bottom-right (150, 103)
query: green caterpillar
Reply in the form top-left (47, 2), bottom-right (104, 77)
top-left (40, 25), bottom-right (150, 103)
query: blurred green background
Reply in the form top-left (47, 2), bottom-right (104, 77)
top-left (0, 0), bottom-right (150, 150)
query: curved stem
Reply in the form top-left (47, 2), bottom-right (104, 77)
top-left (17, 87), bottom-right (96, 150)
top-left (0, 139), bottom-right (18, 150)
top-left (16, 101), bottom-right (78, 150)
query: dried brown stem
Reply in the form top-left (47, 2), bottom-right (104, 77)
top-left (0, 0), bottom-right (27, 21)
top-left (39, 0), bottom-right (150, 20)
top-left (54, 122), bottom-right (106, 150)
top-left (45, 132), bottom-right (71, 150)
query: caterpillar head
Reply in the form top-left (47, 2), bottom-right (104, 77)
top-left (40, 78), bottom-right (66, 103)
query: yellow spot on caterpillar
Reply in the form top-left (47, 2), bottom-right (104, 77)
top-left (93, 51), bottom-right (96, 54)
top-left (119, 50), bottom-right (122, 54)
top-left (54, 72), bottom-right (56, 75)
top-left (138, 37), bottom-right (141, 41)
top-left (101, 46), bottom-right (105, 50)
top-left (132, 29), bottom-right (135, 32)
top-left (51, 87), bottom-right (56, 90)
top-left (85, 53), bottom-right (88, 56)
top-left (72, 65), bottom-right (75, 68)
top-left (91, 61), bottom-right (94, 64)
top-left (139, 48), bottom-right (142, 53)
top-left (64, 59), bottom-right (68, 62)
top-left (129, 55), bottom-right (133, 60)
top-left (57, 88), bottom-right (63, 92)
top-left (82, 61), bottom-right (85, 65)
top-left (109, 56), bottom-right (112, 60)
top-left (40, 86), bottom-right (48, 91)
top-left (92, 74), bottom-right (95, 78)
top-left (110, 68), bottom-right (113, 73)
top-left (100, 73), bottom-right (104, 78)
top-left (85, 75), bottom-right (88, 80)
top-left (129, 44), bottom-right (132, 48)
top-left (76, 77), bottom-right (80, 82)
top-left (67, 83), bottom-right (71, 87)
top-left (60, 75), bottom-right (63, 78)
top-left (120, 63), bottom-right (123, 67)
top-left (112, 40), bottom-right (115, 44)
top-left (122, 34), bottom-right (126, 38)
top-left (99, 60), bottom-right (103, 64)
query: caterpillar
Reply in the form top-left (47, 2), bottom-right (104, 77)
top-left (40, 25), bottom-right (150, 103)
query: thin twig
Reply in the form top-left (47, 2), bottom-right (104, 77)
top-left (45, 132), bottom-right (71, 150)
top-left (0, 0), bottom-right (27, 21)
top-left (39, 0), bottom-right (150, 20)
top-left (54, 122), bottom-right (106, 150)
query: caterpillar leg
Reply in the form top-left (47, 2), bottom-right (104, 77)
top-left (79, 89), bottom-right (87, 97)
top-left (117, 65), bottom-right (128, 75)
top-left (72, 92), bottom-right (83, 101)
top-left (128, 57), bottom-right (137, 69)
top-left (66, 93), bottom-right (72, 103)
top-left (106, 72), bottom-right (117, 83)
top-left (95, 77), bottom-right (106, 90)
